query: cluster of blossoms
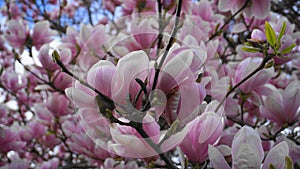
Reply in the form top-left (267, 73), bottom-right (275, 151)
top-left (0, 0), bottom-right (300, 168)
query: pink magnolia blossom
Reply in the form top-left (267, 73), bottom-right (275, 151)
top-left (46, 92), bottom-right (72, 117)
top-left (35, 106), bottom-right (54, 124)
top-left (1, 68), bottom-right (27, 92)
top-left (19, 120), bottom-right (47, 142)
top-left (2, 159), bottom-right (29, 169)
top-left (68, 131), bottom-right (110, 160)
top-left (0, 127), bottom-right (26, 153)
top-left (122, 0), bottom-right (156, 15)
top-left (251, 29), bottom-right (266, 42)
top-left (77, 25), bottom-right (109, 71)
top-left (162, 0), bottom-right (192, 14)
top-left (179, 102), bottom-right (224, 163)
top-left (7, 3), bottom-right (23, 19)
top-left (232, 126), bottom-right (264, 169)
top-left (37, 44), bottom-right (59, 71)
top-left (218, 0), bottom-right (270, 19)
top-left (101, 158), bottom-right (143, 169)
top-left (52, 72), bottom-right (72, 91)
top-left (36, 158), bottom-right (59, 169)
top-left (234, 57), bottom-right (274, 94)
top-left (4, 19), bottom-right (29, 51)
top-left (109, 114), bottom-right (192, 158)
top-left (130, 17), bottom-right (158, 50)
top-left (277, 135), bottom-right (300, 165)
top-left (0, 104), bottom-right (8, 125)
top-left (191, 0), bottom-right (224, 26)
top-left (31, 21), bottom-right (57, 50)
top-left (262, 141), bottom-right (289, 169)
top-left (103, 0), bottom-right (122, 13)
top-left (209, 126), bottom-right (290, 169)
top-left (260, 80), bottom-right (300, 125)
top-left (111, 49), bottom-right (204, 125)
top-left (61, 26), bottom-right (79, 56)
top-left (76, 108), bottom-right (112, 153)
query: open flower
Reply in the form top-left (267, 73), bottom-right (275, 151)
top-left (179, 101), bottom-right (225, 163)
top-left (234, 57), bottom-right (274, 94)
top-left (4, 19), bottom-right (29, 51)
top-left (209, 126), bottom-right (290, 169)
top-left (31, 21), bottom-right (57, 50)
top-left (109, 114), bottom-right (192, 158)
top-left (260, 80), bottom-right (300, 125)
top-left (218, 0), bottom-right (270, 19)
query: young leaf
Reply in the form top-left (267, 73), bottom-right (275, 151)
top-left (280, 43), bottom-right (296, 55)
top-left (242, 46), bottom-right (261, 53)
top-left (265, 21), bottom-right (277, 48)
top-left (277, 21), bottom-right (286, 48)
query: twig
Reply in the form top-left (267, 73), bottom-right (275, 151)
top-left (214, 53), bottom-right (274, 112)
top-left (152, 0), bottom-right (183, 90)
top-left (206, 0), bottom-right (250, 43)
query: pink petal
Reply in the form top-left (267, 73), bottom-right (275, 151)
top-left (262, 141), bottom-right (289, 169)
top-left (208, 145), bottom-right (231, 169)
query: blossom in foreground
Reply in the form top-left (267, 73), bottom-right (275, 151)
top-left (109, 114), bottom-right (192, 158)
top-left (179, 101), bottom-right (224, 163)
top-left (208, 126), bottom-right (290, 169)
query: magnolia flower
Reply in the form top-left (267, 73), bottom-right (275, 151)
top-left (218, 0), bottom-right (270, 19)
top-left (208, 126), bottom-right (290, 169)
top-left (37, 44), bottom-right (71, 72)
top-left (4, 19), bottom-right (29, 51)
top-left (46, 92), bottom-right (72, 117)
top-left (179, 102), bottom-right (224, 163)
top-left (31, 21), bottom-right (57, 50)
top-left (0, 127), bottom-right (26, 153)
top-left (260, 80), bottom-right (300, 125)
top-left (234, 57), bottom-right (274, 94)
top-left (231, 126), bottom-right (264, 168)
top-left (122, 0), bottom-right (156, 15)
top-left (0, 104), bottom-right (8, 123)
top-left (109, 114), bottom-right (192, 158)
top-left (36, 158), bottom-right (59, 169)
top-left (111, 48), bottom-right (205, 125)
top-left (101, 158), bottom-right (143, 169)
top-left (130, 17), bottom-right (158, 50)
top-left (0, 68), bottom-right (27, 92)
top-left (76, 24), bottom-right (109, 70)
top-left (68, 131), bottom-right (110, 160)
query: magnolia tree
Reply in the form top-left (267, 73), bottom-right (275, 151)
top-left (0, 0), bottom-right (300, 168)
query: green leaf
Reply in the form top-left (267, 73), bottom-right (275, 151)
top-left (265, 21), bottom-right (277, 48)
top-left (285, 156), bottom-right (293, 169)
top-left (277, 21), bottom-right (286, 48)
top-left (242, 46), bottom-right (261, 53)
top-left (280, 43), bottom-right (296, 55)
top-left (269, 163), bottom-right (276, 169)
